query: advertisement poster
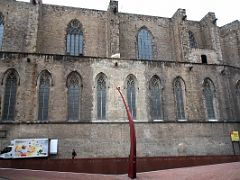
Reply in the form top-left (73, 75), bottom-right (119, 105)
top-left (13, 139), bottom-right (49, 158)
top-left (231, 131), bottom-right (240, 142)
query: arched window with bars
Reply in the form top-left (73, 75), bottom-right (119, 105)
top-left (149, 75), bottom-right (163, 121)
top-left (66, 19), bottom-right (84, 56)
top-left (127, 75), bottom-right (136, 119)
top-left (174, 77), bottom-right (186, 120)
top-left (0, 13), bottom-right (4, 50)
top-left (96, 73), bottom-right (107, 120)
top-left (2, 70), bottom-right (18, 121)
top-left (67, 72), bottom-right (81, 121)
top-left (203, 79), bottom-right (216, 120)
top-left (137, 27), bottom-right (153, 60)
top-left (38, 70), bottom-right (51, 121)
top-left (236, 81), bottom-right (240, 118)
top-left (188, 31), bottom-right (197, 48)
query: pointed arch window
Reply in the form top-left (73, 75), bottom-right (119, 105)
top-left (2, 71), bottom-right (18, 121)
top-left (236, 81), bottom-right (240, 113)
top-left (174, 78), bottom-right (186, 120)
top-left (67, 72), bottom-right (81, 121)
top-left (203, 80), bottom-right (216, 120)
top-left (66, 19), bottom-right (84, 56)
top-left (149, 76), bottom-right (163, 120)
top-left (188, 31), bottom-right (197, 48)
top-left (38, 71), bottom-right (51, 121)
top-left (137, 28), bottom-right (153, 60)
top-left (0, 13), bottom-right (4, 49)
top-left (127, 75), bottom-right (136, 119)
top-left (97, 74), bottom-right (106, 120)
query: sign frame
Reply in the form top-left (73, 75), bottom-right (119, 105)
top-left (231, 131), bottom-right (239, 142)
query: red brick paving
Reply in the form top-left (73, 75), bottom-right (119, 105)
top-left (0, 162), bottom-right (239, 180)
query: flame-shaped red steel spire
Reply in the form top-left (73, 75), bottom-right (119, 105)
top-left (116, 87), bottom-right (136, 179)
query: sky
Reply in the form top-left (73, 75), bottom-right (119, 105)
top-left (18, 0), bottom-right (239, 26)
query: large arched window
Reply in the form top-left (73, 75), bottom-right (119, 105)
top-left (67, 72), bottom-right (81, 121)
top-left (127, 75), bottom-right (136, 119)
top-left (203, 79), bottom-right (216, 120)
top-left (2, 70), bottom-right (18, 121)
top-left (66, 19), bottom-right (84, 56)
top-left (174, 77), bottom-right (186, 120)
top-left (236, 81), bottom-right (240, 116)
top-left (149, 76), bottom-right (163, 121)
top-left (96, 73), bottom-right (107, 120)
top-left (188, 31), bottom-right (197, 48)
top-left (38, 71), bottom-right (51, 121)
top-left (0, 13), bottom-right (4, 49)
top-left (137, 28), bottom-right (153, 60)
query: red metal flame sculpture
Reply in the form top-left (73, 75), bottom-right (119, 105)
top-left (116, 87), bottom-right (136, 179)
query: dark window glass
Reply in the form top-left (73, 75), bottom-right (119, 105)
top-left (97, 74), bottom-right (106, 120)
top-left (149, 76), bottom-right (163, 120)
top-left (188, 31), bottom-right (197, 48)
top-left (203, 81), bottom-right (215, 119)
top-left (127, 76), bottom-right (136, 119)
top-left (0, 14), bottom-right (4, 49)
top-left (175, 79), bottom-right (185, 119)
top-left (66, 19), bottom-right (83, 56)
top-left (137, 28), bottom-right (153, 60)
top-left (38, 71), bottom-right (50, 121)
top-left (237, 82), bottom-right (240, 96)
top-left (67, 72), bottom-right (80, 120)
top-left (2, 72), bottom-right (17, 121)
top-left (201, 55), bottom-right (207, 64)
top-left (237, 82), bottom-right (240, 111)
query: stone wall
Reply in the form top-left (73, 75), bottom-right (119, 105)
top-left (119, 14), bottom-right (173, 61)
top-left (0, 122), bottom-right (239, 158)
top-left (0, 53), bottom-right (94, 123)
top-left (0, 0), bottom-right (30, 52)
top-left (0, 1), bottom-right (239, 66)
top-left (0, 54), bottom-right (239, 123)
top-left (37, 5), bottom-right (108, 57)
top-left (0, 1), bottom-right (239, 158)
top-left (220, 21), bottom-right (240, 68)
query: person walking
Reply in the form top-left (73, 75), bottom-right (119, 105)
top-left (72, 149), bottom-right (77, 159)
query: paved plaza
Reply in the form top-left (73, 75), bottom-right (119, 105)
top-left (0, 162), bottom-right (239, 180)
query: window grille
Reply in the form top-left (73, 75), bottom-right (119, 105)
top-left (2, 72), bottom-right (17, 121)
top-left (97, 74), bottom-right (106, 120)
top-left (149, 76), bottom-right (163, 120)
top-left (203, 81), bottom-right (215, 119)
top-left (67, 72), bottom-right (80, 120)
top-left (175, 79), bottom-right (185, 119)
top-left (0, 13), bottom-right (4, 49)
top-left (236, 82), bottom-right (240, 96)
top-left (137, 28), bottom-right (153, 60)
top-left (66, 19), bottom-right (83, 56)
top-left (38, 71), bottom-right (50, 121)
top-left (237, 82), bottom-right (240, 112)
top-left (127, 76), bottom-right (136, 119)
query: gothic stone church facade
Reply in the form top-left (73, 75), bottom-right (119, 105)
top-left (0, 0), bottom-right (239, 158)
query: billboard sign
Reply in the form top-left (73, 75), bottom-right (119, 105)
top-left (13, 138), bottom-right (49, 158)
